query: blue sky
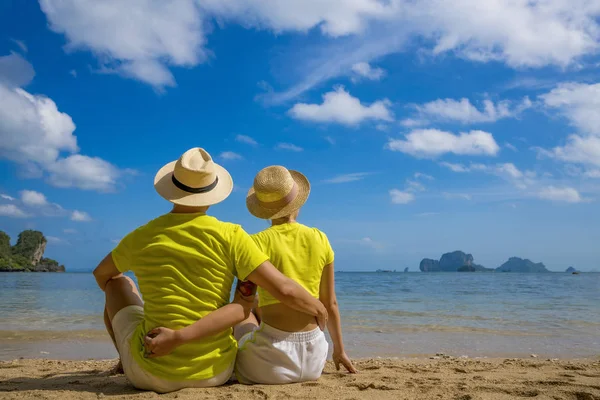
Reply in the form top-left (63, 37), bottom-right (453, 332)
top-left (1, 1), bottom-right (599, 272)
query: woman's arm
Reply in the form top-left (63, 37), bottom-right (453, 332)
top-left (246, 261), bottom-right (328, 330)
top-left (319, 262), bottom-right (357, 373)
top-left (144, 280), bottom-right (256, 357)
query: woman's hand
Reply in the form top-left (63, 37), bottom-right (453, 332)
top-left (333, 350), bottom-right (358, 373)
top-left (144, 327), bottom-right (183, 358)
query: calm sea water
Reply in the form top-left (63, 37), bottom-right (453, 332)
top-left (1, 272), bottom-right (599, 360)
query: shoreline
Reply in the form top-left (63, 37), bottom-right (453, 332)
top-left (1, 357), bottom-right (599, 399)
top-left (4, 330), bottom-right (600, 362)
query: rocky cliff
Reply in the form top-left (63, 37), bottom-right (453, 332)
top-left (420, 251), bottom-right (492, 272)
top-left (0, 230), bottom-right (65, 272)
top-left (566, 266), bottom-right (578, 273)
top-left (496, 257), bottom-right (549, 273)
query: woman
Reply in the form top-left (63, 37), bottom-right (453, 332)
top-left (234, 165), bottom-right (356, 385)
top-left (93, 148), bottom-right (327, 393)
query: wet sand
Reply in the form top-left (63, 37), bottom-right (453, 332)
top-left (1, 357), bottom-right (599, 399)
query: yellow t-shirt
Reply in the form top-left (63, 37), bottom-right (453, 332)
top-left (251, 223), bottom-right (334, 307)
top-left (112, 213), bottom-right (268, 381)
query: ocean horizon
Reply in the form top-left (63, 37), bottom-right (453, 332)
top-left (1, 272), bottom-right (599, 361)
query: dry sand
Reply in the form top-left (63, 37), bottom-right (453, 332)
top-left (1, 357), bottom-right (599, 400)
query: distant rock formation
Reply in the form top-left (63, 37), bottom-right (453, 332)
top-left (496, 257), bottom-right (549, 273)
top-left (420, 251), bottom-right (493, 272)
top-left (566, 266), bottom-right (578, 273)
top-left (0, 230), bottom-right (65, 272)
top-left (419, 258), bottom-right (440, 272)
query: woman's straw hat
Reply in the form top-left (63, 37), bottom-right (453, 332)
top-left (246, 166), bottom-right (310, 219)
top-left (154, 148), bottom-right (233, 207)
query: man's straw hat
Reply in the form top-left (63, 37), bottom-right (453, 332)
top-left (154, 148), bottom-right (233, 207)
top-left (246, 166), bottom-right (310, 219)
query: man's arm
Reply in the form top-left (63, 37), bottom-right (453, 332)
top-left (319, 262), bottom-right (357, 373)
top-left (93, 253), bottom-right (122, 291)
top-left (246, 261), bottom-right (328, 329)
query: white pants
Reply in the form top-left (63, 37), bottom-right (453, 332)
top-left (235, 322), bottom-right (328, 385)
top-left (112, 305), bottom-right (233, 393)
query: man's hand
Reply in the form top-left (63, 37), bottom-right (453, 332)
top-left (144, 327), bottom-right (182, 358)
top-left (333, 350), bottom-right (357, 373)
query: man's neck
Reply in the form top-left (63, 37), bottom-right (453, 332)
top-left (171, 204), bottom-right (210, 214)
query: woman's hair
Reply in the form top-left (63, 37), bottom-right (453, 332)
top-left (271, 209), bottom-right (300, 224)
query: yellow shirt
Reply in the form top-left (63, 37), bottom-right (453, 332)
top-left (251, 223), bottom-right (334, 307)
top-left (112, 213), bottom-right (268, 381)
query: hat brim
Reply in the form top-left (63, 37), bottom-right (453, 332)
top-left (154, 160), bottom-right (233, 207)
top-left (246, 170), bottom-right (310, 219)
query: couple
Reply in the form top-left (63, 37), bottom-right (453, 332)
top-left (93, 148), bottom-right (356, 393)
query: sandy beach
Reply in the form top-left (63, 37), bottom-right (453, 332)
top-left (1, 357), bottom-right (599, 399)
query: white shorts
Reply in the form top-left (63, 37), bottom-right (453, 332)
top-left (235, 322), bottom-right (329, 385)
top-left (112, 305), bottom-right (233, 393)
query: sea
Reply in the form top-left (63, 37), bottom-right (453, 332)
top-left (1, 272), bottom-right (599, 361)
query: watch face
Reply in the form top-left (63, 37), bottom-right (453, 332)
top-left (238, 280), bottom-right (257, 297)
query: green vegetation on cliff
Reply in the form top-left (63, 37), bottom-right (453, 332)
top-left (0, 230), bottom-right (65, 272)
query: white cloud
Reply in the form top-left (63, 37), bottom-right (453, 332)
top-left (402, 97), bottom-right (531, 126)
top-left (414, 172), bottom-right (434, 180)
top-left (537, 135), bottom-right (600, 167)
top-left (235, 134), bottom-right (258, 146)
top-left (356, 237), bottom-right (384, 250)
top-left (324, 136), bottom-right (336, 145)
top-left (219, 151), bottom-right (243, 161)
top-left (540, 83), bottom-right (600, 135)
top-left (69, 70), bottom-right (77, 78)
top-left (584, 170), bottom-right (600, 178)
top-left (505, 142), bottom-right (518, 152)
top-left (442, 192), bottom-right (472, 201)
top-left (441, 161), bottom-right (534, 189)
top-left (416, 212), bottom-right (439, 217)
top-left (538, 186), bottom-right (588, 203)
top-left (0, 55), bottom-right (130, 192)
top-left (71, 210), bottom-right (92, 222)
top-left (38, 0), bottom-right (600, 98)
top-left (323, 172), bottom-right (371, 184)
top-left (46, 155), bottom-right (127, 192)
top-left (405, 179), bottom-right (426, 192)
top-left (0, 194), bottom-right (15, 201)
top-left (276, 143), bottom-right (304, 152)
top-left (63, 228), bottom-right (78, 234)
top-left (439, 162), bottom-right (471, 173)
top-left (288, 87), bottom-right (392, 125)
top-left (0, 204), bottom-right (29, 218)
top-left (258, 0), bottom-right (600, 103)
top-left (386, 129), bottom-right (500, 158)
top-left (537, 83), bottom-right (600, 168)
top-left (0, 52), bottom-right (35, 88)
top-left (20, 190), bottom-right (48, 206)
top-left (389, 189), bottom-right (415, 204)
top-left (40, 0), bottom-right (205, 89)
top-left (351, 62), bottom-right (385, 81)
top-left (46, 236), bottom-right (70, 245)
top-left (10, 39), bottom-right (28, 53)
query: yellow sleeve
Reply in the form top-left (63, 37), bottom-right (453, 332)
top-left (231, 226), bottom-right (269, 281)
top-left (111, 231), bottom-right (136, 273)
top-left (320, 230), bottom-right (335, 265)
top-left (314, 228), bottom-right (335, 266)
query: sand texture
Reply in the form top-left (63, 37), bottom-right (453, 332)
top-left (1, 357), bottom-right (600, 399)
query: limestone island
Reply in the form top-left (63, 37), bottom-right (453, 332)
top-left (419, 251), bottom-right (550, 272)
top-left (0, 230), bottom-right (65, 272)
